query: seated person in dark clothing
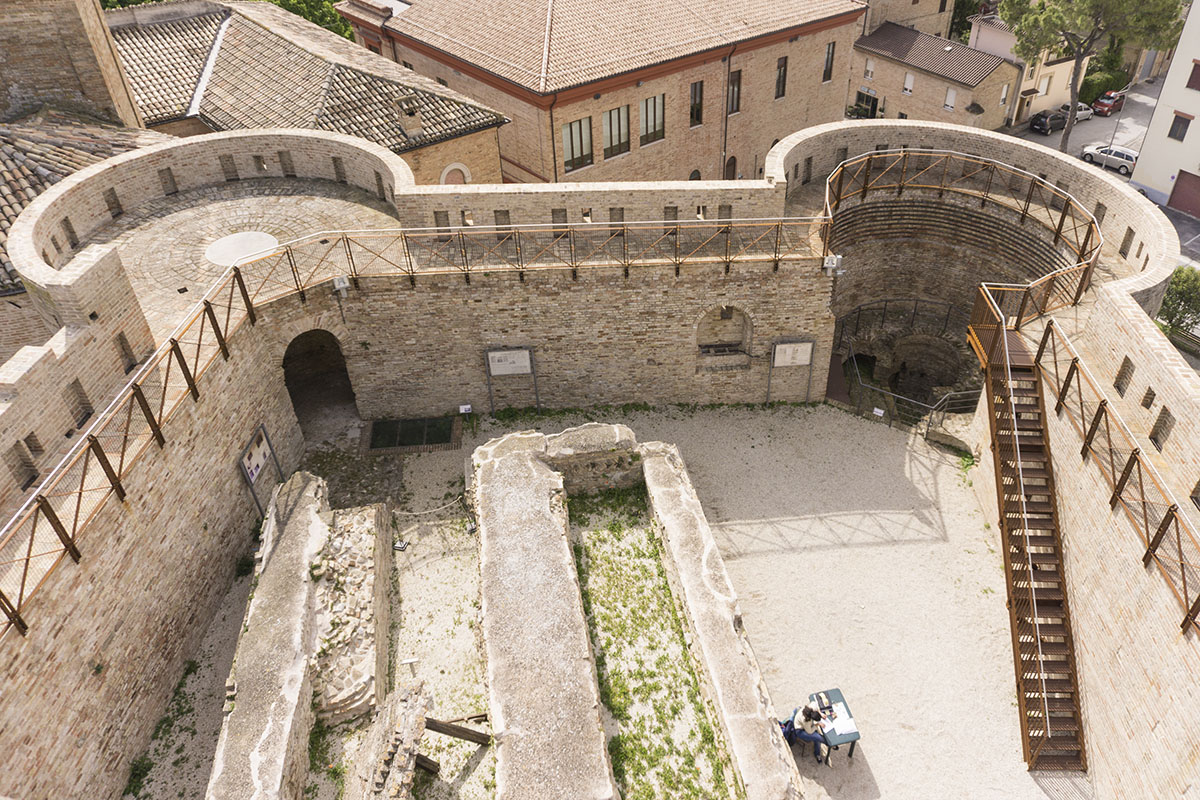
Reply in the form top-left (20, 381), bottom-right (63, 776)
top-left (789, 702), bottom-right (828, 763)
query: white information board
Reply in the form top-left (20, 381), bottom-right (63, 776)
top-left (242, 428), bottom-right (270, 484)
top-left (773, 341), bottom-right (813, 368)
top-left (487, 349), bottom-right (532, 376)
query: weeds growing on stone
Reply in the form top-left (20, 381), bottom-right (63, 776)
top-left (123, 754), bottom-right (154, 797)
top-left (571, 487), bottom-right (735, 799)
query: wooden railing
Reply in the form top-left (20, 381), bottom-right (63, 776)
top-left (0, 216), bottom-right (828, 639)
top-left (1036, 319), bottom-right (1200, 633)
top-left (826, 150), bottom-right (1102, 313)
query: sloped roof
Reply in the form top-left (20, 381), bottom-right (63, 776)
top-left (358, 0), bottom-right (866, 93)
top-left (107, 0), bottom-right (507, 151)
top-left (855, 22), bottom-right (1007, 88)
top-left (0, 110), bottom-right (167, 293)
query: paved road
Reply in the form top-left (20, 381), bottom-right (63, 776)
top-left (1008, 79), bottom-right (1162, 184)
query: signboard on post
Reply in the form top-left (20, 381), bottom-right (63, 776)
top-left (486, 348), bottom-right (532, 376)
top-left (772, 341), bottom-right (814, 368)
top-left (239, 424), bottom-right (283, 516)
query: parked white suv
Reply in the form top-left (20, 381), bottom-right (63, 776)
top-left (1080, 144), bottom-right (1138, 175)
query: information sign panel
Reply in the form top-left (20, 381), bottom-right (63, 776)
top-left (773, 341), bottom-right (814, 367)
top-left (487, 349), bottom-right (532, 376)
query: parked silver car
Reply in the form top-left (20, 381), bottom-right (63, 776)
top-left (1059, 102), bottom-right (1095, 121)
top-left (1080, 144), bottom-right (1139, 175)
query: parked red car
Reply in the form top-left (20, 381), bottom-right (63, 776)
top-left (1091, 91), bottom-right (1126, 116)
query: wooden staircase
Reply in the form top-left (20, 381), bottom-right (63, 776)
top-left (983, 338), bottom-right (1087, 771)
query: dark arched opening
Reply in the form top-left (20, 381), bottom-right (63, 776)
top-left (724, 156), bottom-right (737, 180)
top-left (283, 330), bottom-right (358, 438)
top-left (689, 169), bottom-right (702, 180)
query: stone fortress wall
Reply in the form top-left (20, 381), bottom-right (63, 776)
top-left (0, 120), bottom-right (1196, 798)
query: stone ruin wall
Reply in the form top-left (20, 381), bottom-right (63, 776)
top-left (470, 423), bottom-right (803, 800)
top-left (0, 121), bottom-right (1194, 798)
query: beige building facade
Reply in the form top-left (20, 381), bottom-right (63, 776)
top-left (851, 23), bottom-right (1020, 131)
top-left (969, 13), bottom-right (1090, 125)
top-left (338, 0), bottom-right (865, 183)
top-left (862, 0), bottom-right (956, 38)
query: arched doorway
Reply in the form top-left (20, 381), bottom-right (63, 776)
top-left (689, 169), bottom-right (702, 180)
top-left (283, 330), bottom-right (358, 440)
top-left (724, 156), bottom-right (737, 180)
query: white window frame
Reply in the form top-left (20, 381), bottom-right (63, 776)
top-left (903, 72), bottom-right (914, 95)
top-left (1000, 82), bottom-right (1009, 107)
top-left (864, 57), bottom-right (875, 80)
top-left (1037, 75), bottom-right (1050, 96)
top-left (944, 87), bottom-right (956, 110)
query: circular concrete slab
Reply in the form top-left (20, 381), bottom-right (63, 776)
top-left (204, 231), bottom-right (279, 266)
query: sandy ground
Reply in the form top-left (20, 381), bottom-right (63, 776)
top-left (133, 402), bottom-right (1095, 800)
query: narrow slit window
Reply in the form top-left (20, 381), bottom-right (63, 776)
top-left (1149, 407), bottom-right (1174, 451)
top-left (1113, 356), bottom-right (1134, 396)
top-left (65, 379), bottom-right (93, 428)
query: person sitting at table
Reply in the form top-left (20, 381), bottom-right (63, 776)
top-left (791, 702), bottom-right (828, 763)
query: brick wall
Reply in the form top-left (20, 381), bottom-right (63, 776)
top-left (865, 0), bottom-right (953, 36)
top-left (0, 0), bottom-right (142, 126)
top-left (377, 19), bottom-right (860, 183)
top-left (0, 296), bottom-right (51, 365)
top-left (392, 128), bottom-right (503, 185)
top-left (0, 323), bottom-right (304, 799)
top-left (260, 261), bottom-right (833, 418)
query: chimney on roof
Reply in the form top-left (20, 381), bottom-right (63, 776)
top-left (397, 96), bottom-right (424, 139)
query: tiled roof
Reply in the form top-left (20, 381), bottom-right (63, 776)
top-left (110, 10), bottom-right (227, 124)
top-left (362, 0), bottom-right (866, 93)
top-left (855, 22), bottom-right (1007, 88)
top-left (0, 110), bottom-right (167, 293)
top-left (107, 1), bottom-right (506, 151)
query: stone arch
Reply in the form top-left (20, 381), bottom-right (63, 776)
top-left (282, 329), bottom-right (358, 438)
top-left (440, 162), bottom-right (471, 184)
top-left (695, 304), bottom-right (753, 355)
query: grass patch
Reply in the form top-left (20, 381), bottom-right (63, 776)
top-left (151, 660), bottom-right (199, 743)
top-left (122, 754), bottom-right (154, 797)
top-left (572, 490), bottom-right (735, 799)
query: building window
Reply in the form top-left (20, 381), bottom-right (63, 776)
top-left (640, 94), bottom-right (665, 144)
top-left (1168, 114), bottom-right (1191, 141)
top-left (367, 44), bottom-right (380, 54)
top-left (1141, 387), bottom-right (1156, 408)
top-left (802, 156), bottom-right (813, 184)
top-left (1120, 226), bottom-right (1135, 257)
top-left (1037, 75), bottom-right (1050, 95)
top-left (690, 81), bottom-right (704, 126)
top-left (903, 72), bottom-right (914, 95)
top-left (776, 57), bottom-right (788, 98)
top-left (1113, 356), bottom-right (1134, 396)
top-left (944, 87), bottom-right (956, 110)
top-left (436, 77), bottom-right (448, 86)
top-left (823, 42), bottom-right (836, 83)
top-left (562, 117), bottom-right (593, 171)
top-left (1093, 201), bottom-right (1107, 224)
top-left (727, 71), bottom-right (742, 114)
top-left (864, 57), bottom-right (875, 80)
top-left (116, 332), bottom-right (138, 373)
top-left (1149, 407), bottom-right (1174, 451)
top-left (1027, 64), bottom-right (1036, 80)
top-left (1000, 82), bottom-right (1010, 107)
top-left (898, 112), bottom-right (908, 119)
top-left (401, 60), bottom-right (413, 70)
top-left (1187, 63), bottom-right (1200, 91)
top-left (689, 169), bottom-right (701, 180)
top-left (939, 0), bottom-right (947, 10)
top-left (5, 443), bottom-right (37, 491)
top-left (603, 105), bottom-right (630, 158)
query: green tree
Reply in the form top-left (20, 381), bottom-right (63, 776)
top-left (1159, 265), bottom-right (1200, 335)
top-left (101, 0), bottom-right (352, 39)
top-left (949, 0), bottom-right (980, 43)
top-left (998, 0), bottom-right (1184, 154)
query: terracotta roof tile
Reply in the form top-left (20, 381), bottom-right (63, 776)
top-left (0, 110), bottom-right (168, 292)
top-left (107, 1), bottom-right (506, 151)
top-left (854, 22), bottom-right (1006, 88)
top-left (364, 0), bottom-right (866, 93)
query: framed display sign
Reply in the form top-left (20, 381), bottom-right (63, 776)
top-left (773, 341), bottom-right (813, 367)
top-left (238, 424), bottom-right (283, 516)
top-left (486, 348), bottom-right (532, 376)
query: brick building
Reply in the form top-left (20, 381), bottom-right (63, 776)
top-left (106, 0), bottom-right (508, 185)
top-left (336, 0), bottom-right (866, 183)
top-left (851, 22), bottom-right (1019, 129)
top-left (861, 0), bottom-right (956, 39)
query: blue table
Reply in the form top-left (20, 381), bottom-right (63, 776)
top-left (809, 687), bottom-right (861, 761)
